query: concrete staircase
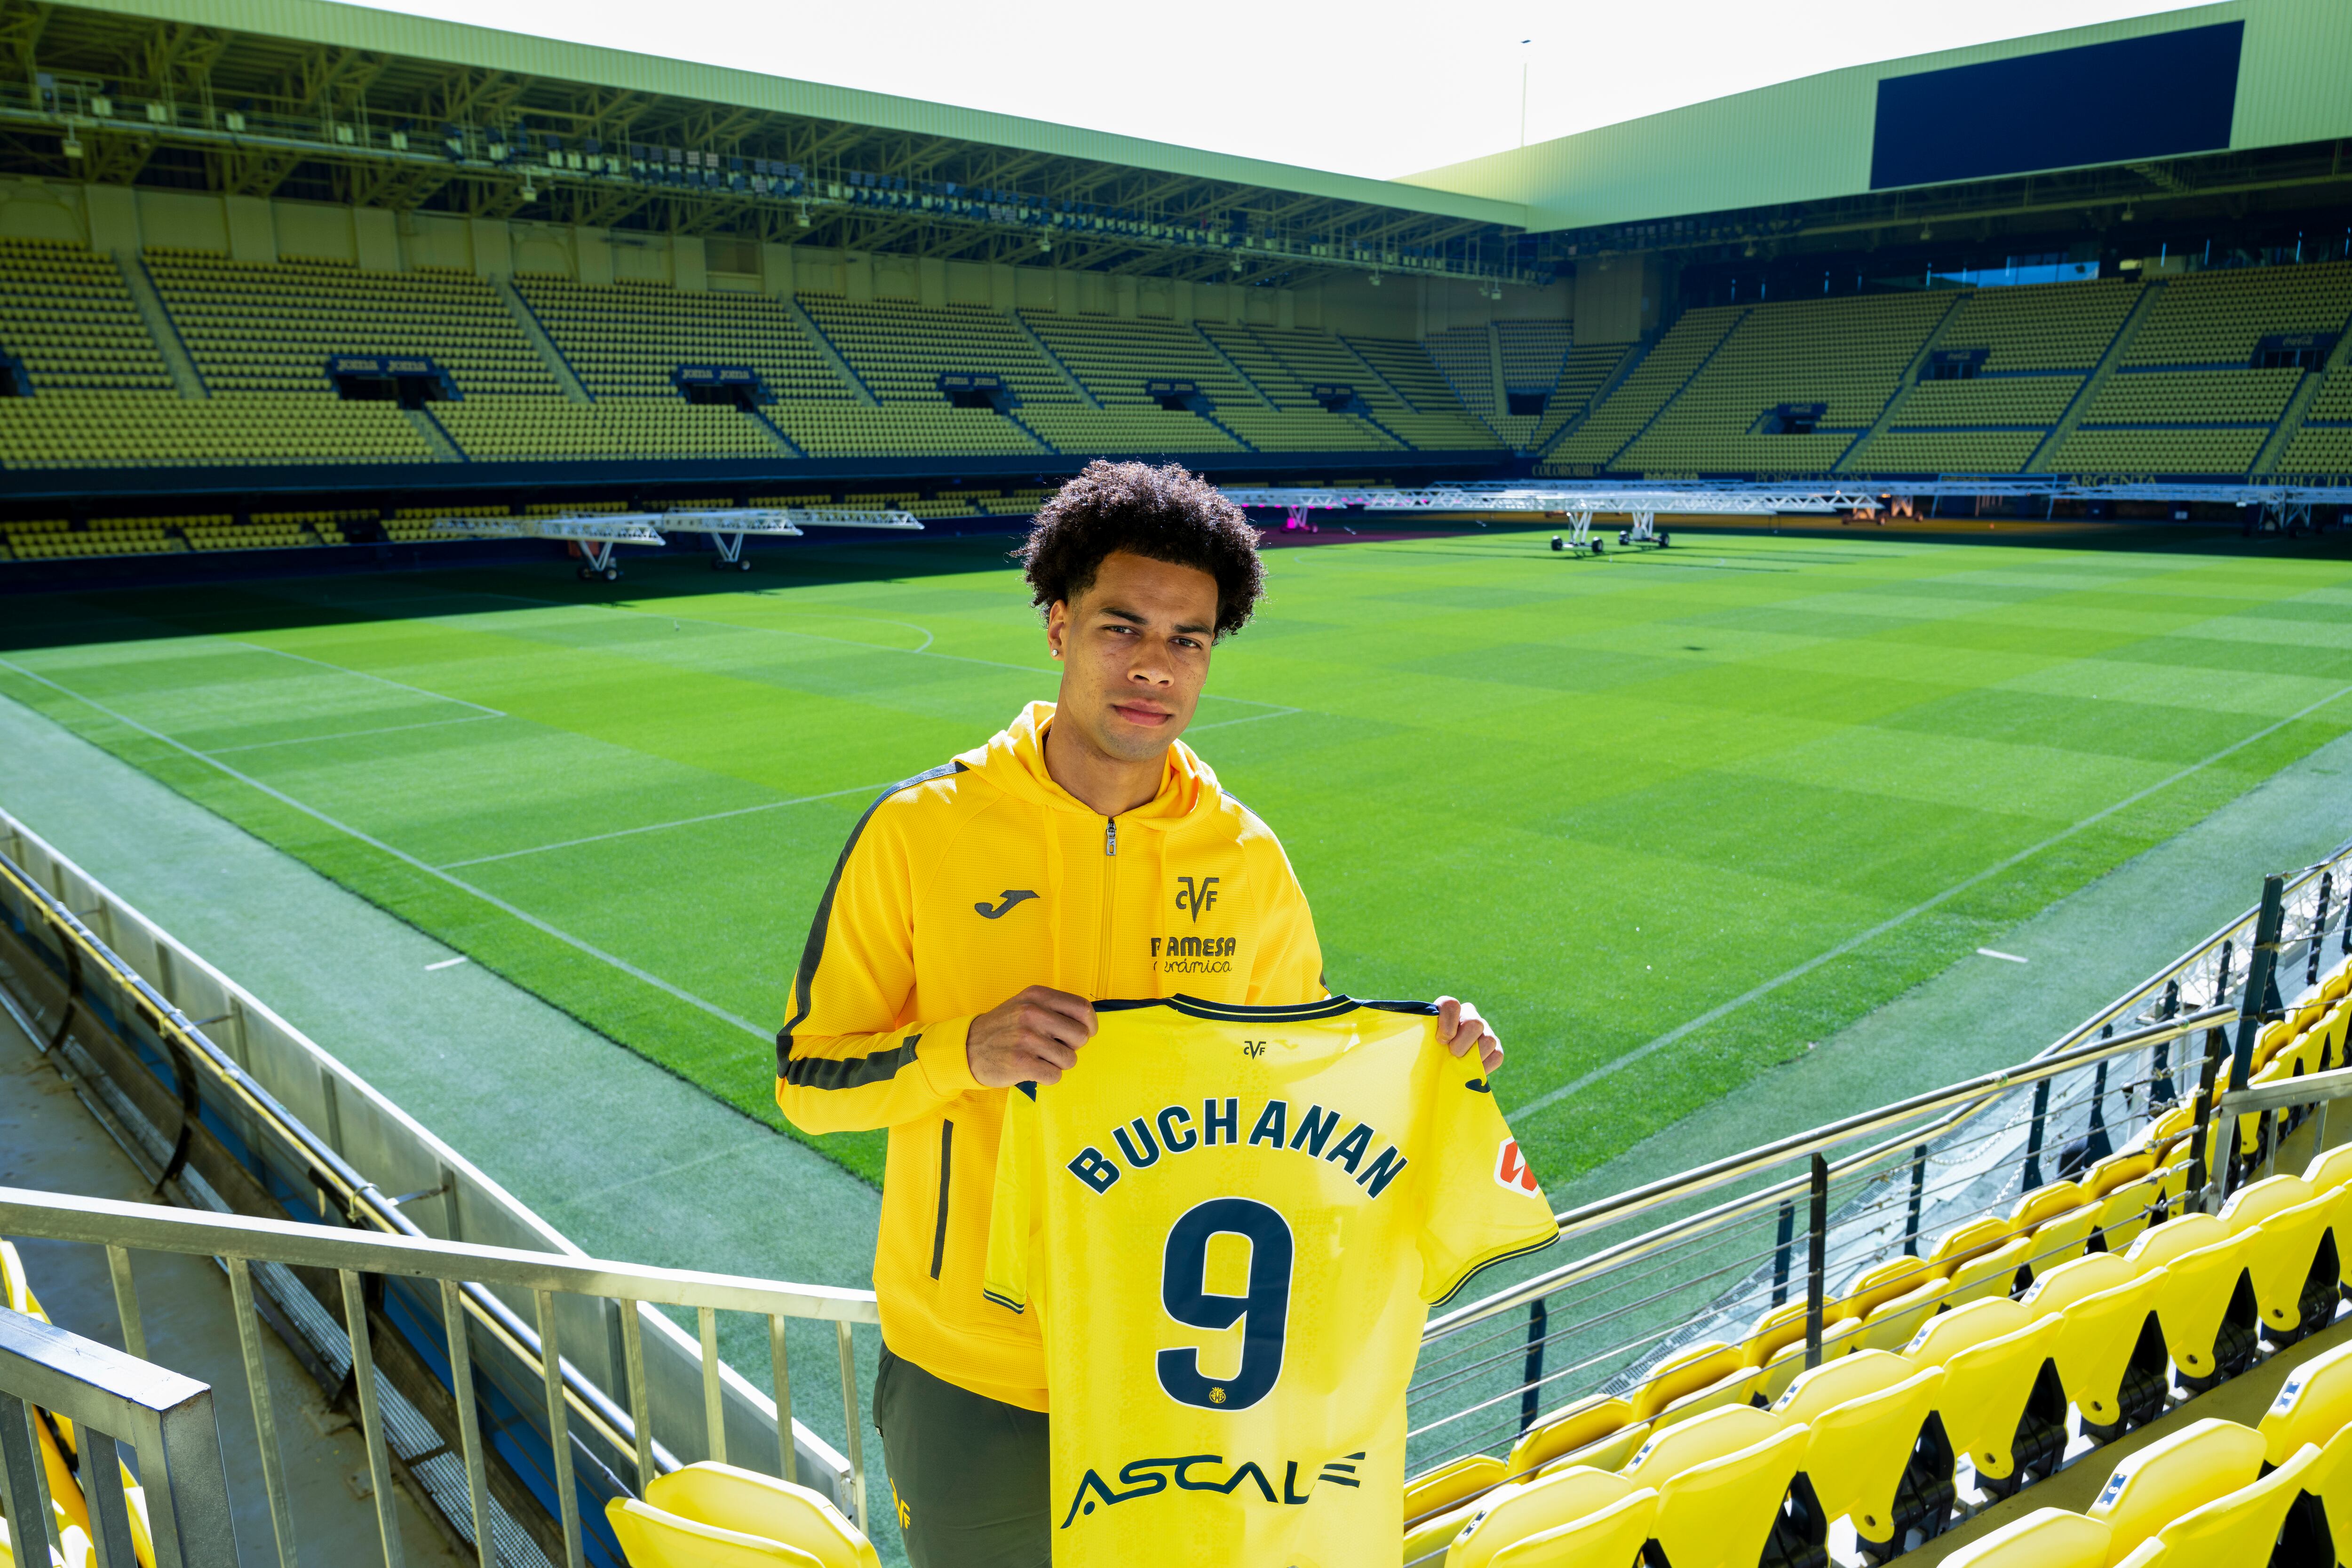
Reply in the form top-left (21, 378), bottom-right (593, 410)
top-left (403, 406), bottom-right (466, 462)
top-left (782, 297), bottom-right (878, 406)
top-left (2024, 281), bottom-right (2163, 472)
top-left (493, 278), bottom-right (592, 402)
top-left (2249, 307), bottom-right (2352, 478)
top-left (1834, 291), bottom-right (1972, 474)
top-left (115, 254), bottom-right (206, 398)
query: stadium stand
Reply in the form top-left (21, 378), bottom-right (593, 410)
top-left (2122, 259), bottom-right (2352, 366)
top-left (768, 403), bottom-right (1045, 457)
top-left (1216, 326), bottom-right (1495, 450)
top-left (516, 278), bottom-right (852, 402)
top-left (1527, 343), bottom-right (1637, 452)
top-left (796, 294), bottom-right (1065, 408)
top-left (1542, 307), bottom-right (1745, 470)
top-left (0, 389), bottom-right (435, 468)
top-left (1422, 326), bottom-right (1509, 442)
top-left (1620, 290), bottom-right (1952, 473)
top-left (433, 396), bottom-right (786, 460)
top-left (1196, 324), bottom-right (1403, 450)
top-left (1399, 943), bottom-right (2352, 1567)
top-left (0, 238), bottom-right (174, 391)
top-left (146, 251), bottom-right (558, 396)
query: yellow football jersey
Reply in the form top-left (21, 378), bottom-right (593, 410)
top-left (982, 995), bottom-right (1558, 1568)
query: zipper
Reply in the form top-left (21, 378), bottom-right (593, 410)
top-left (1096, 816), bottom-right (1118, 996)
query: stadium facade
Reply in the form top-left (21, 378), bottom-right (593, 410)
top-left (0, 0), bottom-right (2348, 569)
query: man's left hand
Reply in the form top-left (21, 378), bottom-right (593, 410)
top-left (1436, 997), bottom-right (1503, 1075)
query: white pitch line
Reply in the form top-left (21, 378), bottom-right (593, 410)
top-left (437, 780), bottom-right (898, 868)
top-left (0, 656), bottom-right (772, 1042)
top-left (424, 955), bottom-right (470, 971)
top-left (205, 713), bottom-right (509, 754)
top-left (1508, 677), bottom-right (2352, 1126)
top-left (1977, 948), bottom-right (2031, 964)
top-left (222, 637), bottom-right (506, 717)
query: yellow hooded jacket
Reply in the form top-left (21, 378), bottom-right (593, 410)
top-left (776, 701), bottom-right (1324, 1409)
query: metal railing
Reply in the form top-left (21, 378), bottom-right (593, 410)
top-left (0, 1305), bottom-right (237, 1568)
top-left (0, 810), bottom-right (881, 1568)
top-left (0, 1188), bottom-right (878, 1568)
top-left (1405, 830), bottom-right (2352, 1503)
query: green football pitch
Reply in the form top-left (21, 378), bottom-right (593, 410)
top-left (2, 526), bottom-right (2349, 1191)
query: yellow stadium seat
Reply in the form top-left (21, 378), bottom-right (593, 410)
top-left (1855, 1274), bottom-right (1956, 1353)
top-left (2082, 1151), bottom-right (2157, 1202)
top-left (1750, 1317), bottom-right (1864, 1407)
top-left (2239, 1191), bottom-right (2343, 1342)
top-left (1776, 1353), bottom-right (1950, 1552)
top-left (1627, 1340), bottom-right (1748, 1425)
top-left (1739, 1300), bottom-right (1812, 1368)
top-left (1945, 1234), bottom-right (2038, 1309)
top-left (2258, 1337), bottom-right (2352, 1466)
top-left (1504, 1394), bottom-right (1632, 1482)
top-left (2092, 1175), bottom-right (2168, 1254)
top-left (1905, 1298), bottom-right (2066, 1495)
top-left (2020, 1251), bottom-right (2136, 1314)
top-left (2141, 1233), bottom-right (2259, 1389)
top-left (1407, 1454), bottom-right (1509, 1526)
top-left (1837, 1256), bottom-right (1938, 1323)
top-left (1643, 1422), bottom-right (1815, 1568)
top-left (1938, 1507), bottom-right (2112, 1568)
top-left (2049, 1269), bottom-right (2172, 1440)
top-left (2084, 1417), bottom-right (2265, 1563)
top-left (606, 1498), bottom-right (823, 1568)
top-left (642, 1463), bottom-right (877, 1568)
top-left (2026, 1205), bottom-right (2104, 1274)
top-left (1441, 1465), bottom-right (1638, 1568)
top-left (1484, 1486), bottom-right (1657, 1568)
top-left (2126, 1439), bottom-right (2324, 1568)
top-left (2306, 1140), bottom-right (2352, 1194)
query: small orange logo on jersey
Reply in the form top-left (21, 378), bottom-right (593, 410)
top-left (1494, 1139), bottom-right (1539, 1195)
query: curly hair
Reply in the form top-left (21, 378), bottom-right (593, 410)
top-left (1016, 461), bottom-right (1266, 639)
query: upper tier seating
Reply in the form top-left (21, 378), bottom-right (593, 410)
top-left (1939, 277), bottom-right (2145, 373)
top-left (1422, 326), bottom-right (1511, 442)
top-left (0, 239), bottom-right (172, 390)
top-left (1622, 291), bottom-right (1952, 473)
top-left (1544, 308), bottom-right (1743, 470)
top-left (516, 278), bottom-right (852, 402)
top-left (796, 295), bottom-right (1068, 406)
top-left (2124, 260), bottom-right (2352, 366)
top-left (146, 252), bottom-right (557, 396)
top-left (1529, 344), bottom-right (1636, 452)
top-left (0, 390), bottom-right (432, 468)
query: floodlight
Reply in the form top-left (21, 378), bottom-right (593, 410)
top-left (1368, 272), bottom-right (1380, 287)
top-left (62, 132), bottom-right (83, 158)
top-left (1039, 237), bottom-right (1051, 252)
top-left (520, 179), bottom-right (538, 202)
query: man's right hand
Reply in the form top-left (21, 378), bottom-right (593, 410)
top-left (967, 986), bottom-right (1098, 1088)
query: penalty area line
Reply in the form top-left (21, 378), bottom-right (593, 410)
top-left (1508, 677), bottom-right (2352, 1128)
top-left (0, 656), bottom-right (771, 1042)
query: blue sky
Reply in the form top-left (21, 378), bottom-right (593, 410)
top-left (340, 0), bottom-right (2194, 181)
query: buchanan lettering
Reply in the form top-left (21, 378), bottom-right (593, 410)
top-left (1065, 1098), bottom-right (1408, 1199)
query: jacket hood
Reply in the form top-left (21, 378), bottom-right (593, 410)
top-left (956, 700), bottom-right (1220, 829)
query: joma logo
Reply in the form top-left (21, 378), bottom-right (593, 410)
top-left (1174, 876), bottom-right (1220, 921)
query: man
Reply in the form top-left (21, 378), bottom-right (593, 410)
top-left (776, 460), bottom-right (1503, 1567)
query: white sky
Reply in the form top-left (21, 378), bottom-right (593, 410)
top-left (344, 0), bottom-right (2194, 182)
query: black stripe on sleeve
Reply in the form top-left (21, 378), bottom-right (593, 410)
top-left (930, 1119), bottom-right (954, 1280)
top-left (782, 1035), bottom-right (922, 1090)
top-left (775, 761), bottom-right (966, 1078)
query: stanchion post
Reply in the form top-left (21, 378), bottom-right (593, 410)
top-left (1804, 1155), bottom-right (1828, 1370)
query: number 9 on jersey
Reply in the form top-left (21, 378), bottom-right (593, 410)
top-left (1156, 1197), bottom-right (1295, 1411)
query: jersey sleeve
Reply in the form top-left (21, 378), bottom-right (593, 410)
top-left (1418, 1052), bottom-right (1560, 1309)
top-left (982, 1084), bottom-right (1040, 1316)
top-left (773, 785), bottom-right (984, 1134)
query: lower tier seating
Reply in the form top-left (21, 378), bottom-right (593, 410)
top-left (432, 398), bottom-right (781, 460)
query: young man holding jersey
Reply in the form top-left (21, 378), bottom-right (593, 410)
top-left (774, 460), bottom-right (1504, 1568)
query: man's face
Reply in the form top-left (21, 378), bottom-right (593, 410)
top-left (1047, 550), bottom-right (1220, 765)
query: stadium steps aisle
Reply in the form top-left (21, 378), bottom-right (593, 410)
top-left (0, 1010), bottom-right (472, 1567)
top-left (402, 405), bottom-right (467, 462)
top-left (1831, 291), bottom-right (1971, 475)
top-left (2251, 306), bottom-right (2352, 477)
top-left (783, 297), bottom-right (880, 407)
top-left (1010, 311), bottom-right (1101, 407)
top-left (116, 252), bottom-right (208, 398)
top-left (0, 694), bottom-right (897, 1551)
top-left (492, 277), bottom-right (593, 403)
top-left (2025, 280), bottom-right (2164, 471)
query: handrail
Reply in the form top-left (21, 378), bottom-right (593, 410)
top-left (0, 1188), bottom-right (879, 1322)
top-left (0, 1306), bottom-right (237, 1568)
top-left (1430, 1004), bottom-right (2231, 1339)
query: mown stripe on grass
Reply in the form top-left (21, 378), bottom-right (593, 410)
top-left (1506, 676), bottom-right (2352, 1127)
top-left (0, 652), bottom-right (773, 1042)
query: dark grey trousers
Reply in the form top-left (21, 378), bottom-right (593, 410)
top-left (874, 1343), bottom-right (1050, 1568)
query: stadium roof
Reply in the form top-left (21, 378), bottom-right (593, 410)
top-left (1402, 0), bottom-right (2352, 249)
top-left (1, 0), bottom-right (1539, 287)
